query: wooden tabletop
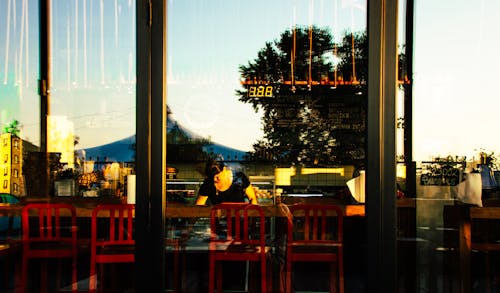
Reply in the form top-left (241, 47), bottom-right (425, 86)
top-left (0, 197), bottom-right (427, 218)
top-left (0, 202), bottom-right (366, 218)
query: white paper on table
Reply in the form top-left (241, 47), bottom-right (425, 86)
top-left (127, 175), bottom-right (136, 204)
top-left (347, 171), bottom-right (365, 203)
top-left (452, 173), bottom-right (482, 207)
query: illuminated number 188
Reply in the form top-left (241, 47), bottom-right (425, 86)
top-left (248, 86), bottom-right (273, 97)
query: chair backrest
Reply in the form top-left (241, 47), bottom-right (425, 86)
top-left (91, 204), bottom-right (135, 248)
top-left (210, 203), bottom-right (248, 242)
top-left (21, 203), bottom-right (77, 243)
top-left (287, 204), bottom-right (343, 245)
top-left (209, 203), bottom-right (266, 247)
top-left (470, 207), bottom-right (500, 251)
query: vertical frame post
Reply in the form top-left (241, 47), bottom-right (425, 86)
top-left (367, 0), bottom-right (399, 292)
top-left (136, 0), bottom-right (166, 291)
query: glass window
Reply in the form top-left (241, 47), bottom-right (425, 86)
top-left (166, 1), bottom-right (368, 291)
top-left (0, 0), bottom-right (40, 197)
top-left (401, 1), bottom-right (500, 291)
top-left (167, 0), bottom-right (367, 201)
top-left (47, 0), bottom-right (136, 198)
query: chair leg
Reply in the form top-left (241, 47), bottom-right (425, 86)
top-left (166, 244), bottom-right (185, 292)
top-left (89, 258), bottom-right (97, 293)
top-left (208, 256), bottom-right (215, 293)
top-left (21, 255), bottom-right (28, 293)
top-left (41, 260), bottom-right (48, 293)
top-left (330, 262), bottom-right (336, 293)
top-left (216, 262), bottom-right (223, 293)
top-left (172, 249), bottom-right (179, 293)
top-left (72, 255), bottom-right (78, 292)
top-left (267, 257), bottom-right (273, 293)
top-left (261, 258), bottom-right (267, 293)
top-left (338, 252), bottom-right (345, 293)
top-left (285, 260), bottom-right (292, 293)
top-left (486, 252), bottom-right (492, 293)
top-left (279, 261), bottom-right (285, 293)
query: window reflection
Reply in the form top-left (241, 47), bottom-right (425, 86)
top-left (167, 0), bottom-right (368, 204)
top-left (43, 0), bottom-right (137, 198)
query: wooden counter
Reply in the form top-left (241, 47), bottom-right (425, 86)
top-left (0, 196), bottom-right (424, 219)
top-left (1, 201), bottom-right (366, 218)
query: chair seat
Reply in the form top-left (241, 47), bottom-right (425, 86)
top-left (289, 243), bottom-right (341, 255)
top-left (26, 240), bottom-right (74, 250)
top-left (94, 245), bottom-right (135, 263)
top-left (226, 242), bottom-right (270, 253)
top-left (96, 244), bottom-right (135, 254)
top-left (472, 243), bottom-right (500, 251)
top-left (214, 242), bottom-right (272, 257)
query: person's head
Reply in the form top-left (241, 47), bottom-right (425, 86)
top-left (205, 159), bottom-right (232, 192)
top-left (205, 159), bottom-right (225, 178)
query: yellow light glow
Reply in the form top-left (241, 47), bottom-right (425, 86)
top-left (48, 116), bottom-right (75, 167)
top-left (300, 167), bottom-right (345, 177)
top-left (275, 167), bottom-right (296, 186)
top-left (397, 164), bottom-right (406, 179)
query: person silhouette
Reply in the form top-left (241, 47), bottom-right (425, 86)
top-left (195, 159), bottom-right (257, 205)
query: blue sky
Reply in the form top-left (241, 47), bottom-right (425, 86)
top-left (167, 0), bottom-right (367, 152)
top-left (1, 0), bottom-right (500, 163)
top-left (412, 0), bottom-right (500, 161)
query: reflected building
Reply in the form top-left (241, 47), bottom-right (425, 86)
top-left (0, 133), bottom-right (24, 196)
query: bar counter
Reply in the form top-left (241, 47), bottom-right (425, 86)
top-left (0, 197), bottom-right (369, 218)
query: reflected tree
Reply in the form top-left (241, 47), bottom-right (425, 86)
top-left (167, 121), bottom-right (211, 163)
top-left (2, 119), bottom-right (21, 137)
top-left (237, 27), bottom-right (368, 166)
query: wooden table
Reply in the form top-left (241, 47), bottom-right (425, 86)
top-left (0, 200), bottom-right (367, 218)
top-left (458, 206), bottom-right (500, 293)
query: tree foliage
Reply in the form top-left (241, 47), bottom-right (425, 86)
top-left (237, 27), bottom-right (368, 166)
top-left (3, 120), bottom-right (21, 137)
top-left (167, 121), bottom-right (212, 163)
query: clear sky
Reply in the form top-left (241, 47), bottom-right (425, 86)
top-left (412, 0), bottom-right (500, 162)
top-left (167, 0), bottom-right (367, 152)
top-left (1, 0), bottom-right (500, 163)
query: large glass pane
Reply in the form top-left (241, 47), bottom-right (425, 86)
top-left (166, 1), bottom-right (368, 292)
top-left (0, 0), bottom-right (40, 290)
top-left (0, 0), bottom-right (39, 198)
top-left (50, 0), bottom-right (136, 199)
top-left (411, 1), bottom-right (500, 292)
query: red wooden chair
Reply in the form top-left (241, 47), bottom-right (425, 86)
top-left (90, 204), bottom-right (135, 292)
top-left (165, 234), bottom-right (189, 293)
top-left (208, 203), bottom-right (271, 292)
top-left (285, 204), bottom-right (344, 293)
top-left (21, 203), bottom-right (78, 292)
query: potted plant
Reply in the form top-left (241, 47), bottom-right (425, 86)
top-left (476, 149), bottom-right (498, 190)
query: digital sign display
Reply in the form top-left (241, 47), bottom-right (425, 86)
top-left (247, 85), bottom-right (274, 98)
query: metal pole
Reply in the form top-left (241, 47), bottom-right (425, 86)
top-left (367, 0), bottom-right (399, 292)
top-left (404, 0), bottom-right (416, 197)
top-left (39, 0), bottom-right (50, 197)
top-left (136, 0), bottom-right (166, 291)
